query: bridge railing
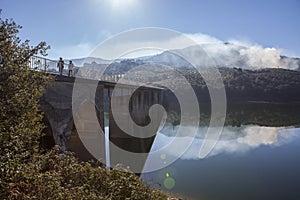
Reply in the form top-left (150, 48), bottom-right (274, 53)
top-left (29, 56), bottom-right (125, 80)
top-left (29, 55), bottom-right (57, 74)
top-left (29, 56), bottom-right (71, 75)
top-left (28, 56), bottom-right (155, 85)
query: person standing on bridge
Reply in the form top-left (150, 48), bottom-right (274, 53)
top-left (68, 60), bottom-right (74, 77)
top-left (57, 57), bottom-right (64, 75)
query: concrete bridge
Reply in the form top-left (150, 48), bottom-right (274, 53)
top-left (40, 74), bottom-right (164, 172)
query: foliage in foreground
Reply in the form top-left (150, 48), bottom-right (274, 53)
top-left (0, 15), bottom-right (172, 199)
top-left (1, 147), bottom-right (168, 200)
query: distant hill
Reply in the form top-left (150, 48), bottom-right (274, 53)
top-left (69, 57), bottom-right (111, 66)
top-left (140, 44), bottom-right (300, 70)
top-left (63, 44), bottom-right (300, 101)
top-left (70, 43), bottom-right (300, 72)
top-left (166, 67), bottom-right (300, 103)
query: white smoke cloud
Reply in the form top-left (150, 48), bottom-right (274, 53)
top-left (171, 34), bottom-right (299, 70)
top-left (240, 46), bottom-right (280, 69)
top-left (280, 56), bottom-right (300, 70)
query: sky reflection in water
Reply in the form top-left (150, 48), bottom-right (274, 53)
top-left (149, 124), bottom-right (298, 160)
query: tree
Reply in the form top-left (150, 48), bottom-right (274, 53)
top-left (0, 14), bottom-right (50, 194)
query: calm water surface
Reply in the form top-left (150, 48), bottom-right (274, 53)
top-left (142, 125), bottom-right (300, 200)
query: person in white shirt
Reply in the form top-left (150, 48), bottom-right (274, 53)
top-left (68, 60), bottom-right (74, 77)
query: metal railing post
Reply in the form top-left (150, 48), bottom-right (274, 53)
top-left (44, 58), bottom-right (47, 72)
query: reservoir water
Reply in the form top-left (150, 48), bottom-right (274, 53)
top-left (142, 104), bottom-right (300, 200)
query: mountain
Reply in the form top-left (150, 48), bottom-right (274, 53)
top-left (140, 43), bottom-right (300, 70)
top-left (66, 43), bottom-right (300, 78)
top-left (141, 50), bottom-right (190, 68)
top-left (69, 57), bottom-right (111, 66)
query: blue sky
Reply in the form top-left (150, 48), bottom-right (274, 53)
top-left (1, 0), bottom-right (300, 59)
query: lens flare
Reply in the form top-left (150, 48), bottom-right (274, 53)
top-left (164, 177), bottom-right (175, 190)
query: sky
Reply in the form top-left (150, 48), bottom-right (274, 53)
top-left (1, 0), bottom-right (300, 59)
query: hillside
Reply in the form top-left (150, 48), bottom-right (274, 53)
top-left (172, 67), bottom-right (300, 102)
top-left (73, 58), bottom-right (300, 103)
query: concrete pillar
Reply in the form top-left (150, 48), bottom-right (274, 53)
top-left (40, 78), bottom-right (106, 162)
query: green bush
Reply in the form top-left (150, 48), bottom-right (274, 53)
top-left (1, 147), bottom-right (169, 199)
